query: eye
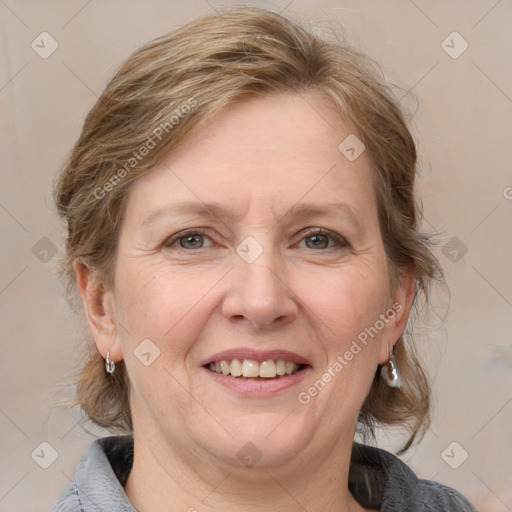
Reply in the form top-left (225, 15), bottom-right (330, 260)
top-left (163, 229), bottom-right (212, 250)
top-left (299, 228), bottom-right (347, 250)
top-left (162, 227), bottom-right (347, 252)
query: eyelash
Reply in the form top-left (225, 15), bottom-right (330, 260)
top-left (162, 227), bottom-right (349, 251)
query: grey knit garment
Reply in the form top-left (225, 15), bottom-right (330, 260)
top-left (51, 436), bottom-right (477, 511)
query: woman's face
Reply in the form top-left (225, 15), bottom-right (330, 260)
top-left (100, 92), bottom-right (412, 471)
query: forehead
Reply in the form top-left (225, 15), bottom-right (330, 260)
top-left (124, 92), bottom-right (376, 225)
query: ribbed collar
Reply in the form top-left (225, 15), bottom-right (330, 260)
top-left (71, 435), bottom-right (420, 511)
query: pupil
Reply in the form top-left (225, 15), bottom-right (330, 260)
top-left (307, 234), bottom-right (328, 249)
top-left (181, 234), bottom-right (203, 248)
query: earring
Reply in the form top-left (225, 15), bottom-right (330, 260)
top-left (105, 351), bottom-right (115, 374)
top-left (380, 345), bottom-right (402, 388)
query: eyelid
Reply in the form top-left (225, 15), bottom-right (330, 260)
top-left (162, 226), bottom-right (349, 250)
top-left (296, 227), bottom-right (349, 248)
top-left (162, 227), bottom-right (214, 249)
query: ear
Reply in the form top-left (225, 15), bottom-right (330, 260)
top-left (74, 260), bottom-right (123, 363)
top-left (378, 265), bottom-right (416, 364)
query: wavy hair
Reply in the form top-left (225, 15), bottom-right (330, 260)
top-left (54, 6), bottom-right (443, 452)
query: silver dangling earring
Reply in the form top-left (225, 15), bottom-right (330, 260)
top-left (380, 345), bottom-right (402, 388)
top-left (105, 351), bottom-right (115, 374)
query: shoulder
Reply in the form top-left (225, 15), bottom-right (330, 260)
top-left (50, 436), bottom-right (135, 512)
top-left (349, 443), bottom-right (477, 511)
top-left (414, 479), bottom-right (478, 512)
top-left (50, 482), bottom-right (80, 512)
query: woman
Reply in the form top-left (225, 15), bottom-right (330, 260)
top-left (51, 6), bottom-right (477, 511)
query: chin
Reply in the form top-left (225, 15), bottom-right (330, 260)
top-left (197, 412), bottom-right (312, 471)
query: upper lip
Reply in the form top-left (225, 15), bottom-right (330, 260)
top-left (201, 348), bottom-right (311, 367)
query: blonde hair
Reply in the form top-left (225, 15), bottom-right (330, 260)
top-left (54, 6), bottom-right (442, 452)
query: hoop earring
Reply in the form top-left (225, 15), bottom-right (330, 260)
top-left (380, 345), bottom-right (402, 388)
top-left (105, 351), bottom-right (115, 374)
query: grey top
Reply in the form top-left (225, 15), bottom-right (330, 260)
top-left (51, 436), bottom-right (477, 511)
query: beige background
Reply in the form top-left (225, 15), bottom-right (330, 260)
top-left (1, 1), bottom-right (511, 510)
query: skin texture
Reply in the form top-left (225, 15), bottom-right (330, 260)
top-left (76, 91), bottom-right (415, 512)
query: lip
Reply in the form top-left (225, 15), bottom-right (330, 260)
top-left (202, 364), bottom-right (311, 397)
top-left (200, 348), bottom-right (311, 367)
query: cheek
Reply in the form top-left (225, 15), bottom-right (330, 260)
top-left (304, 266), bottom-right (389, 411)
top-left (305, 262), bottom-right (391, 345)
top-left (111, 262), bottom-right (220, 416)
top-left (113, 261), bottom-right (219, 360)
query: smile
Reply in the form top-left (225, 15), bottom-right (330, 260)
top-left (207, 359), bottom-right (305, 379)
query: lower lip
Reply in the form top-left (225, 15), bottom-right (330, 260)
top-left (203, 366), bottom-right (311, 397)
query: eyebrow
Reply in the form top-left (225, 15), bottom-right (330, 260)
top-left (142, 201), bottom-right (362, 230)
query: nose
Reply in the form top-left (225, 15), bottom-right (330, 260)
top-left (221, 250), bottom-right (298, 330)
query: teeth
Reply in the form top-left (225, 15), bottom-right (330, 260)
top-left (207, 359), bottom-right (302, 378)
top-left (220, 360), bottom-right (230, 375)
top-left (259, 360), bottom-right (276, 378)
top-left (230, 359), bottom-right (242, 377)
top-left (242, 359), bottom-right (259, 377)
top-left (285, 361), bottom-right (295, 375)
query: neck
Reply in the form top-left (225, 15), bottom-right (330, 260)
top-left (124, 431), bottom-right (366, 512)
